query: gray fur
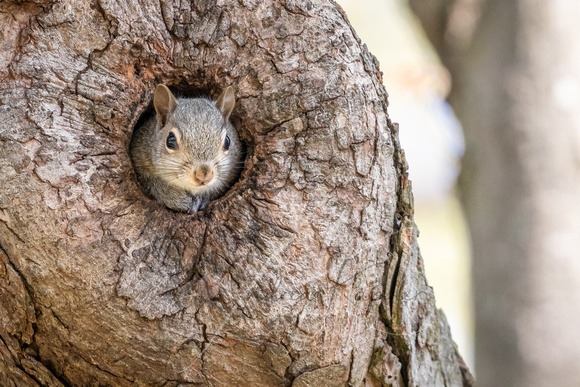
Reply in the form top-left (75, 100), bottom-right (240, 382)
top-left (130, 86), bottom-right (243, 212)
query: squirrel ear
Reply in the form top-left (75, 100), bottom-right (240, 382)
top-left (153, 84), bottom-right (177, 127)
top-left (216, 86), bottom-right (235, 120)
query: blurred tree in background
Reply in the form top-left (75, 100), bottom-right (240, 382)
top-left (410, 0), bottom-right (580, 385)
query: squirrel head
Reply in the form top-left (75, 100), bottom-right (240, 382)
top-left (151, 84), bottom-right (242, 196)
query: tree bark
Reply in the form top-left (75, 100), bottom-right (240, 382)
top-left (0, 0), bottom-right (472, 385)
top-left (409, 0), bottom-right (580, 385)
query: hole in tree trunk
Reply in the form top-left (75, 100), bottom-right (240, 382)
top-left (129, 83), bottom-right (247, 213)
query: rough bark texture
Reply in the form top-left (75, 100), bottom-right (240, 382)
top-left (0, 0), bottom-right (472, 385)
top-left (410, 0), bottom-right (580, 385)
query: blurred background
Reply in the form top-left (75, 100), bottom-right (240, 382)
top-left (338, 0), bottom-right (580, 386)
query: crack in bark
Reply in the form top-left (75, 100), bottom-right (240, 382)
top-left (48, 308), bottom-right (70, 334)
top-left (0, 244), bottom-right (70, 386)
top-left (72, 0), bottom-right (117, 100)
top-left (0, 215), bottom-right (26, 244)
top-left (376, 119), bottom-right (413, 385)
top-left (76, 350), bottom-right (135, 384)
top-left (2, 2), bottom-right (48, 76)
top-left (0, 334), bottom-right (40, 385)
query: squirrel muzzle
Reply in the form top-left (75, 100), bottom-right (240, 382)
top-left (192, 165), bottom-right (214, 186)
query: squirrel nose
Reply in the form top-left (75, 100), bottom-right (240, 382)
top-left (192, 165), bottom-right (214, 186)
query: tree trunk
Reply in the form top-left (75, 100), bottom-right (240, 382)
top-left (409, 0), bottom-right (580, 385)
top-left (0, 0), bottom-right (472, 385)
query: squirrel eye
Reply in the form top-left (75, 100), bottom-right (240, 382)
top-left (223, 135), bottom-right (231, 151)
top-left (166, 132), bottom-right (178, 150)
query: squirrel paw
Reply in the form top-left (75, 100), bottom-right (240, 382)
top-left (189, 197), bottom-right (210, 213)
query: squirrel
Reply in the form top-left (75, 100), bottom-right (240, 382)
top-left (130, 84), bottom-right (243, 212)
